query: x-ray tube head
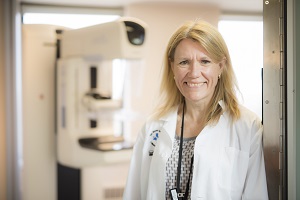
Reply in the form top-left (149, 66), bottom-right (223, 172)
top-left (60, 17), bottom-right (147, 60)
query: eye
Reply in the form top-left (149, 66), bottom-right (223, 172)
top-left (179, 60), bottom-right (189, 65)
top-left (201, 59), bottom-right (211, 64)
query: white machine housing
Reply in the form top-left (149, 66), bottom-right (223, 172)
top-left (61, 17), bottom-right (146, 60)
top-left (57, 17), bottom-right (147, 168)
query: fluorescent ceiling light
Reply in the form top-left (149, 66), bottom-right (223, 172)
top-left (23, 13), bottom-right (120, 29)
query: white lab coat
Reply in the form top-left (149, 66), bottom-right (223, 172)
top-left (123, 102), bottom-right (268, 200)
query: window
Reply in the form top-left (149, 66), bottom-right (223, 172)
top-left (219, 19), bottom-right (263, 118)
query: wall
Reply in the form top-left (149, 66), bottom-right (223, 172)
top-left (0, 0), bottom-right (7, 199)
top-left (22, 24), bottom-right (58, 200)
top-left (296, 0), bottom-right (300, 198)
top-left (124, 2), bottom-right (220, 138)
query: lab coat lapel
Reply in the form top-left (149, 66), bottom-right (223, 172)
top-left (160, 108), bottom-right (178, 141)
top-left (147, 109), bottom-right (178, 199)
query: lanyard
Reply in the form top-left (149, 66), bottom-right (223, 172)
top-left (173, 100), bottom-right (193, 200)
top-left (176, 100), bottom-right (185, 192)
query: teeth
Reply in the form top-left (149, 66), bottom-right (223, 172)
top-left (187, 82), bottom-right (205, 87)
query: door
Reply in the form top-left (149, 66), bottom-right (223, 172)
top-left (263, 0), bottom-right (287, 199)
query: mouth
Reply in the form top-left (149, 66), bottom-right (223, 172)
top-left (186, 82), bottom-right (207, 87)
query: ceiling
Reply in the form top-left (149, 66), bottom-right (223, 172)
top-left (21, 0), bottom-right (263, 14)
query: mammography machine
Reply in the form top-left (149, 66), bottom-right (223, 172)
top-left (56, 17), bottom-right (147, 199)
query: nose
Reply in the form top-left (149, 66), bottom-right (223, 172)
top-left (188, 60), bottom-right (202, 78)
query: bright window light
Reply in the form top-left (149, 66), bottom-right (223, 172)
top-left (218, 20), bottom-right (263, 118)
top-left (23, 13), bottom-right (120, 29)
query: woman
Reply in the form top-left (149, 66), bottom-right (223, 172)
top-left (123, 20), bottom-right (268, 200)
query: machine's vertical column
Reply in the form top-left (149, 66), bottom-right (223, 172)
top-left (263, 0), bottom-right (287, 199)
top-left (90, 66), bottom-right (98, 128)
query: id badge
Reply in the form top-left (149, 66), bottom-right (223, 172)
top-left (170, 188), bottom-right (178, 200)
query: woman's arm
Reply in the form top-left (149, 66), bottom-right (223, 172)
top-left (242, 125), bottom-right (269, 200)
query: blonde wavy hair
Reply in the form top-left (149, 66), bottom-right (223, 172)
top-left (151, 20), bottom-right (240, 124)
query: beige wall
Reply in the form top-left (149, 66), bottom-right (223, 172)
top-left (124, 2), bottom-right (220, 138)
top-left (0, 0), bottom-right (7, 199)
top-left (22, 24), bottom-right (58, 200)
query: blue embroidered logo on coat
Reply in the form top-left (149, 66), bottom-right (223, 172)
top-left (150, 129), bottom-right (160, 147)
top-left (149, 129), bottom-right (160, 156)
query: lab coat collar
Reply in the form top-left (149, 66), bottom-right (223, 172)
top-left (159, 108), bottom-right (178, 141)
top-left (159, 100), bottom-right (225, 121)
top-left (159, 100), bottom-right (225, 140)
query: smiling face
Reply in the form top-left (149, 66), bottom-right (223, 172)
top-left (171, 38), bottom-right (224, 106)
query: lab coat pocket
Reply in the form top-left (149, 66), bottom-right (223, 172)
top-left (218, 147), bottom-right (249, 192)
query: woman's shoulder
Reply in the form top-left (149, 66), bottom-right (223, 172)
top-left (142, 119), bottom-right (164, 131)
top-left (234, 104), bottom-right (263, 133)
top-left (221, 101), bottom-right (261, 126)
top-left (137, 108), bottom-right (177, 139)
top-left (219, 104), bottom-right (263, 144)
top-left (145, 108), bottom-right (177, 126)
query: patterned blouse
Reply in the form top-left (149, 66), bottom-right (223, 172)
top-left (165, 135), bottom-right (196, 200)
